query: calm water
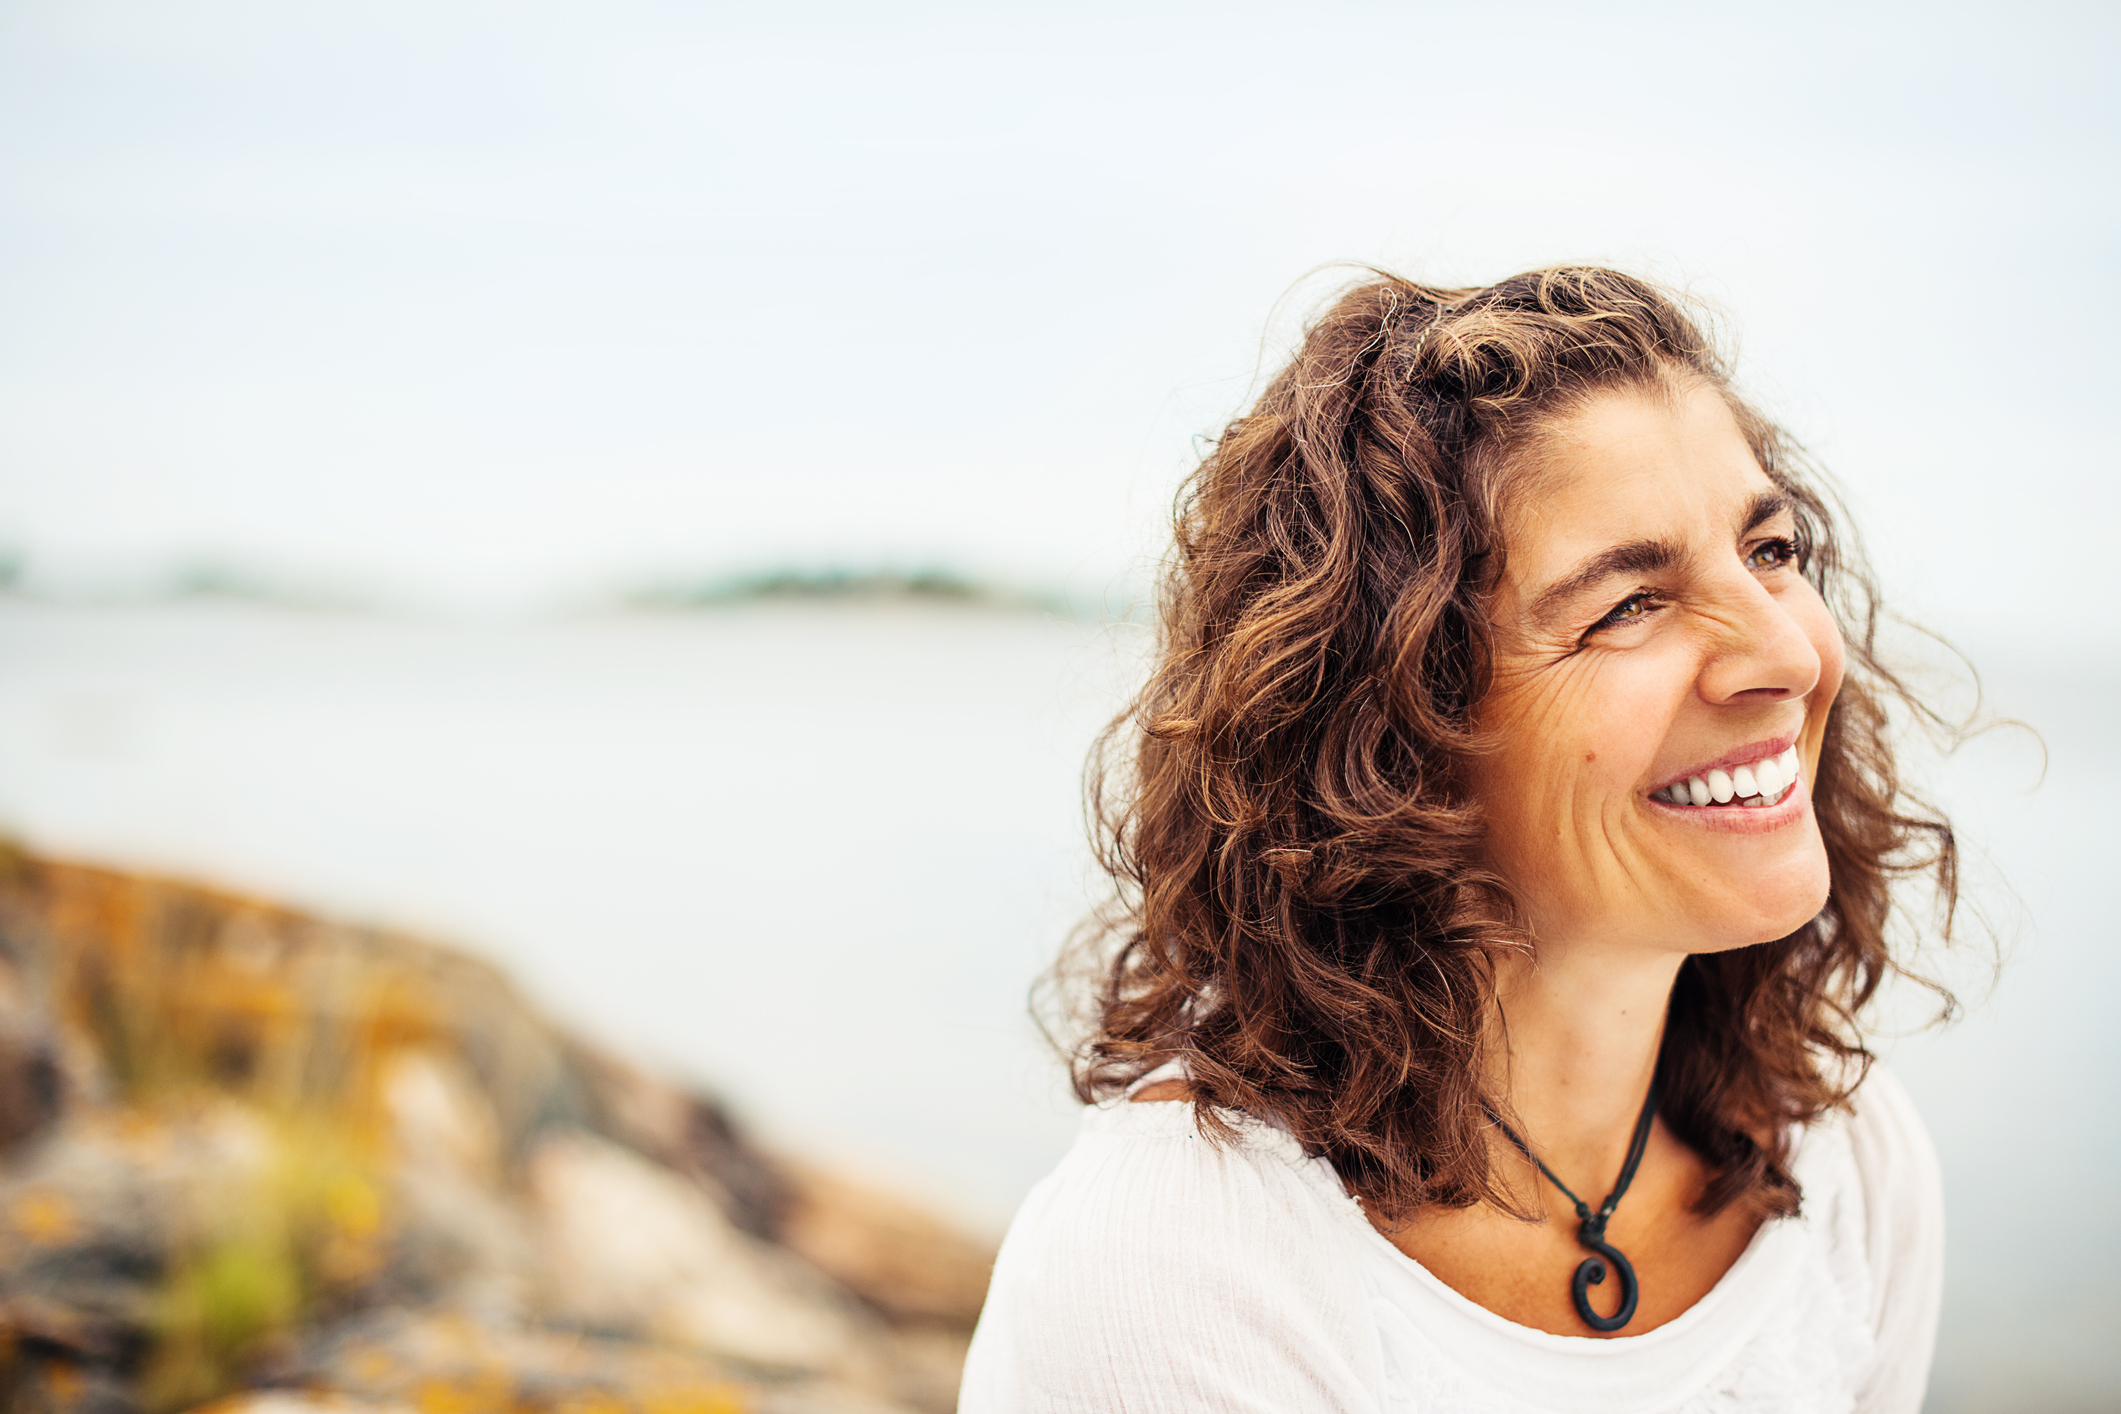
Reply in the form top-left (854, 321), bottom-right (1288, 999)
top-left (0, 600), bottom-right (2107, 1412)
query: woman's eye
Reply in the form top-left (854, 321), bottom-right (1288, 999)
top-left (1588, 591), bottom-right (1657, 635)
top-left (1746, 536), bottom-right (1801, 570)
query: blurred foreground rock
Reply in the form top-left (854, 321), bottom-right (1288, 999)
top-left (0, 842), bottom-right (993, 1413)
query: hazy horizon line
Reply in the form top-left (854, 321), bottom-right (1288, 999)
top-left (0, 552), bottom-right (1152, 623)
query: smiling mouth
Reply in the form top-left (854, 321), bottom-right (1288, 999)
top-left (1652, 745), bottom-right (1802, 810)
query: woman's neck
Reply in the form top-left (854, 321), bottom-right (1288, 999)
top-left (1488, 938), bottom-right (1685, 1189)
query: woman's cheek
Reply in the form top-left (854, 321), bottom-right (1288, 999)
top-left (1469, 675), bottom-right (1573, 873)
top-left (1481, 661), bottom-right (1633, 851)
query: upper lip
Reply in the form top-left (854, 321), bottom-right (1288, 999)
top-left (1652, 730), bottom-right (1801, 793)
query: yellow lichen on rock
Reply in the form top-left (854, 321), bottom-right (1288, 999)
top-left (0, 842), bottom-right (987, 1414)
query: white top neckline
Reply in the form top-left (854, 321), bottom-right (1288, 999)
top-left (964, 1066), bottom-right (1944, 1412)
top-left (1116, 1096), bottom-right (1806, 1345)
top-left (1090, 1098), bottom-right (1816, 1405)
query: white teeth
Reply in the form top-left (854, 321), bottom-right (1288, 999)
top-left (1660, 740), bottom-right (1805, 809)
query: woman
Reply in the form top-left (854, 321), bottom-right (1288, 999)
top-left (960, 268), bottom-right (1952, 1412)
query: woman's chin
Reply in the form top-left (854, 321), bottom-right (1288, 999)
top-left (1640, 788), bottom-right (1833, 950)
top-left (1679, 859), bottom-right (1834, 955)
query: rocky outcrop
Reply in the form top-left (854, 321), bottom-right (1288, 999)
top-left (0, 843), bottom-right (994, 1413)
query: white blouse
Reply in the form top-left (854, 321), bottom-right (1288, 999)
top-left (960, 1066), bottom-right (1942, 1413)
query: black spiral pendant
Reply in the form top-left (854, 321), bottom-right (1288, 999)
top-left (1488, 1074), bottom-right (1660, 1334)
top-left (1564, 1208), bottom-right (1640, 1333)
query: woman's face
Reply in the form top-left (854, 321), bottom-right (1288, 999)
top-left (1471, 378), bottom-right (1844, 960)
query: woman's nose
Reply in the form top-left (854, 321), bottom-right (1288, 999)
top-left (1695, 578), bottom-right (1822, 705)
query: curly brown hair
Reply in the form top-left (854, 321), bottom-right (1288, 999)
top-left (1068, 266), bottom-right (1957, 1222)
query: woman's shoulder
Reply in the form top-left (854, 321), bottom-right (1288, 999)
top-left (1005, 1097), bottom-right (1370, 1265)
top-left (959, 1100), bottom-right (1386, 1411)
top-left (1790, 1060), bottom-right (1945, 1413)
top-left (1795, 1060), bottom-right (1943, 1220)
top-left (1845, 1062), bottom-right (1941, 1182)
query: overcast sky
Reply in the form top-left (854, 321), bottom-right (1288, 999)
top-left (0, 0), bottom-right (2114, 648)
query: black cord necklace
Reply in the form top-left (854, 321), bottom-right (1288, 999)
top-left (1485, 1073), bottom-right (1662, 1334)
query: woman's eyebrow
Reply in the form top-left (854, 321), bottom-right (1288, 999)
top-left (1741, 489), bottom-right (1793, 534)
top-left (1525, 537), bottom-right (1681, 629)
top-left (1522, 491), bottom-right (1794, 630)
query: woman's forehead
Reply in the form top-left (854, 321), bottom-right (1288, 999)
top-left (1504, 383), bottom-right (1775, 570)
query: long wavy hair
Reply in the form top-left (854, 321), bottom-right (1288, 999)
top-left (1067, 266), bottom-right (1957, 1222)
